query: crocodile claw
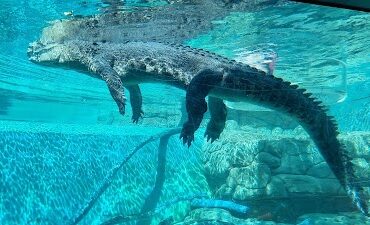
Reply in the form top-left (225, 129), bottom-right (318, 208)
top-left (204, 130), bottom-right (220, 143)
top-left (118, 104), bottom-right (126, 116)
top-left (204, 121), bottom-right (222, 143)
top-left (132, 110), bottom-right (144, 123)
top-left (180, 124), bottom-right (195, 147)
top-left (180, 133), bottom-right (194, 147)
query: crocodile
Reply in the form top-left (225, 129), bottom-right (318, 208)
top-left (27, 40), bottom-right (368, 216)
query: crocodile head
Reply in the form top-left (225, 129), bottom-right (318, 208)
top-left (27, 40), bottom-right (81, 66)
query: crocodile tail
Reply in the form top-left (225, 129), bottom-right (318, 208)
top-left (343, 153), bottom-right (369, 216)
top-left (223, 67), bottom-right (368, 215)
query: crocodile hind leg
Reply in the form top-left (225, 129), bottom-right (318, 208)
top-left (180, 69), bottom-right (223, 147)
top-left (126, 85), bottom-right (144, 123)
top-left (205, 97), bottom-right (227, 142)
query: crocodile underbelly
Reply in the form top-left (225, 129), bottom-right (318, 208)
top-left (223, 101), bottom-right (271, 111)
top-left (121, 70), bottom-right (187, 90)
top-left (209, 87), bottom-right (272, 111)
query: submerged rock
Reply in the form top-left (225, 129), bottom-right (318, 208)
top-left (202, 128), bottom-right (370, 223)
top-left (297, 212), bottom-right (370, 225)
top-left (174, 209), bottom-right (369, 225)
top-left (177, 208), bottom-right (291, 225)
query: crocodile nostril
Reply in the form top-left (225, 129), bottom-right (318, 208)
top-left (27, 47), bottom-right (33, 58)
top-left (27, 41), bottom-right (46, 58)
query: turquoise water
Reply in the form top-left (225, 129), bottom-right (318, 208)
top-left (0, 0), bottom-right (369, 224)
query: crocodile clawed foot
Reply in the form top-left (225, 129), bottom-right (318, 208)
top-left (118, 104), bottom-right (126, 116)
top-left (180, 133), bottom-right (194, 147)
top-left (204, 120), bottom-right (223, 143)
top-left (131, 110), bottom-right (144, 123)
top-left (204, 130), bottom-right (220, 143)
top-left (180, 123), bottom-right (195, 147)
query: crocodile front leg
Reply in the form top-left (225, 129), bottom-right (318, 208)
top-left (180, 69), bottom-right (224, 147)
top-left (92, 59), bottom-right (126, 115)
top-left (205, 97), bottom-right (227, 142)
top-left (126, 84), bottom-right (144, 123)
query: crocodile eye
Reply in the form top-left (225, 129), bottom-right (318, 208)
top-left (143, 57), bottom-right (151, 63)
top-left (149, 60), bottom-right (156, 66)
top-left (138, 63), bottom-right (146, 70)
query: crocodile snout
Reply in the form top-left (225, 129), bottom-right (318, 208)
top-left (27, 41), bottom-right (43, 61)
top-left (27, 41), bottom-right (59, 63)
